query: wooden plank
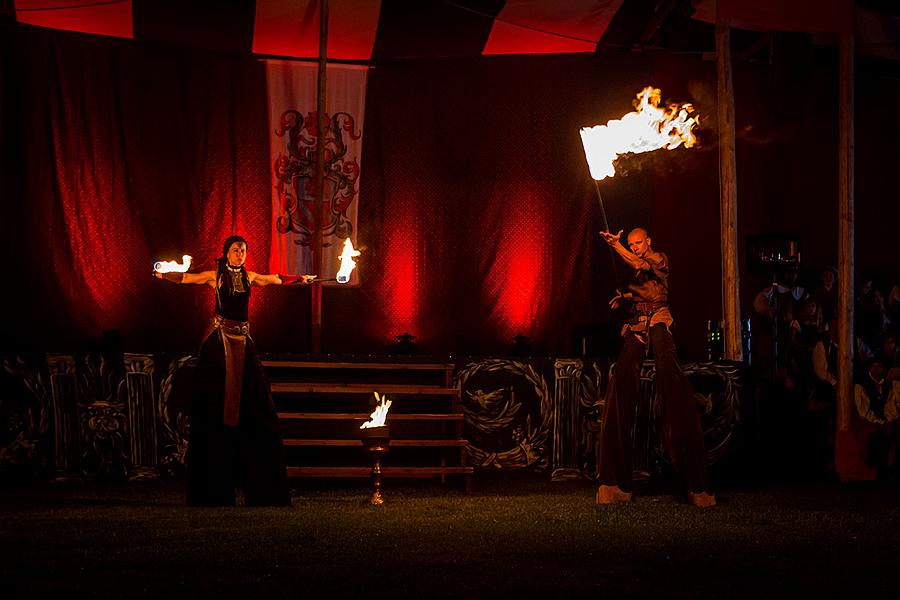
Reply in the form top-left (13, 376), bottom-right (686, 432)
top-left (263, 360), bottom-right (454, 371)
top-left (287, 466), bottom-right (473, 477)
top-left (278, 412), bottom-right (464, 421)
top-left (271, 383), bottom-right (458, 395)
top-left (283, 439), bottom-right (468, 447)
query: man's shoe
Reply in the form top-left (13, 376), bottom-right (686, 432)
top-left (596, 485), bottom-right (632, 504)
top-left (688, 491), bottom-right (717, 508)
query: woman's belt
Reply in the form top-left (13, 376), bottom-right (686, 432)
top-left (213, 314), bottom-right (250, 335)
top-left (203, 314), bottom-right (250, 427)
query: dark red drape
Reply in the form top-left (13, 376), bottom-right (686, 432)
top-left (5, 23), bottom-right (900, 360)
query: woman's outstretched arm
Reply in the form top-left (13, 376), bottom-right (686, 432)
top-left (248, 272), bottom-right (316, 287)
top-left (153, 270), bottom-right (217, 286)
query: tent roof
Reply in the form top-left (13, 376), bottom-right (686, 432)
top-left (8, 0), bottom-right (899, 61)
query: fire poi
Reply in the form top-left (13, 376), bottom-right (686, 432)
top-left (336, 238), bottom-right (361, 284)
top-left (152, 255), bottom-right (192, 273)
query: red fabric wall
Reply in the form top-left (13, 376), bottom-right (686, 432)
top-left (3, 25), bottom-right (900, 360)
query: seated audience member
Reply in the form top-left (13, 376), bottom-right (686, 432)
top-left (852, 358), bottom-right (900, 480)
top-left (811, 266), bottom-right (838, 324)
top-left (789, 297), bottom-right (823, 390)
top-left (856, 277), bottom-right (890, 349)
top-left (812, 320), bottom-right (839, 403)
top-left (809, 321), bottom-right (839, 474)
top-left (888, 283), bottom-right (900, 335)
top-left (754, 268), bottom-right (807, 380)
top-left (882, 334), bottom-right (900, 380)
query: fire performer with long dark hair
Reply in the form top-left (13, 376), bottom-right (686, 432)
top-left (154, 235), bottom-right (314, 506)
top-left (596, 227), bottom-right (716, 508)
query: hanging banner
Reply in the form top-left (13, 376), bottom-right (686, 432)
top-left (266, 60), bottom-right (367, 284)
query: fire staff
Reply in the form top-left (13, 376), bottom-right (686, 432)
top-left (154, 235), bottom-right (314, 506)
top-left (596, 227), bottom-right (716, 508)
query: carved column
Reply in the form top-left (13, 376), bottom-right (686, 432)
top-left (551, 359), bottom-right (583, 481)
top-left (46, 354), bottom-right (81, 479)
top-left (633, 362), bottom-right (657, 478)
top-left (124, 353), bottom-right (159, 480)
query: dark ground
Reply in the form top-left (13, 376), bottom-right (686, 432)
top-left (2, 473), bottom-right (899, 599)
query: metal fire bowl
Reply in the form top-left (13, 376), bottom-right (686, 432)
top-left (361, 425), bottom-right (390, 444)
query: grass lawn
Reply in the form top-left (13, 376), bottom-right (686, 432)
top-left (2, 474), bottom-right (899, 598)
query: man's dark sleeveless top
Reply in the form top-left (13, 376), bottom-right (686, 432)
top-left (215, 267), bottom-right (251, 322)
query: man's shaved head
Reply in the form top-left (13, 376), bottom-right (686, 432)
top-left (627, 228), bottom-right (651, 257)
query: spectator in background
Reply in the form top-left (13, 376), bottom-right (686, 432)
top-left (856, 277), bottom-right (890, 348)
top-left (852, 358), bottom-right (900, 481)
top-left (887, 282), bottom-right (900, 336)
top-left (880, 333), bottom-right (900, 381)
top-left (811, 266), bottom-right (838, 324)
top-left (809, 320), bottom-right (839, 474)
top-left (754, 268), bottom-right (808, 381)
top-left (789, 297), bottom-right (823, 390)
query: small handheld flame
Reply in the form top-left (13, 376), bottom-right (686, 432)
top-left (580, 86), bottom-right (699, 181)
top-left (153, 255), bottom-right (192, 273)
top-left (360, 392), bottom-right (392, 429)
top-left (335, 238), bottom-right (361, 284)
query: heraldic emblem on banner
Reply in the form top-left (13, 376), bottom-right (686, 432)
top-left (273, 109), bottom-right (361, 247)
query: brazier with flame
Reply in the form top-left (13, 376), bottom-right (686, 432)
top-left (360, 392), bottom-right (392, 506)
top-left (360, 424), bottom-right (390, 506)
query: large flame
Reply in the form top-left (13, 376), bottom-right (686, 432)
top-left (360, 392), bottom-right (392, 429)
top-left (580, 86), bottom-right (699, 181)
top-left (153, 255), bottom-right (192, 273)
top-left (336, 238), bottom-right (361, 284)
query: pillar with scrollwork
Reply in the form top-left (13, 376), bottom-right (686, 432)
top-left (46, 354), bottom-right (81, 479)
top-left (551, 359), bottom-right (583, 481)
top-left (124, 353), bottom-right (159, 480)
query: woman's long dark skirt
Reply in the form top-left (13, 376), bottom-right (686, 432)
top-left (187, 331), bottom-right (291, 506)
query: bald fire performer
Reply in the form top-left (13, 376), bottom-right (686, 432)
top-left (596, 227), bottom-right (716, 508)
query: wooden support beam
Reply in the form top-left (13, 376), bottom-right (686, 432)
top-left (836, 32), bottom-right (863, 481)
top-left (716, 20), bottom-right (743, 362)
top-left (311, 0), bottom-right (329, 353)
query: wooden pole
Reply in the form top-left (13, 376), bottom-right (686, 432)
top-left (835, 32), bottom-right (857, 479)
top-left (311, 0), bottom-right (329, 354)
top-left (716, 20), bottom-right (743, 362)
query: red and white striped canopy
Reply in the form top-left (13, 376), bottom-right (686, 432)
top-left (11, 0), bottom-right (896, 60)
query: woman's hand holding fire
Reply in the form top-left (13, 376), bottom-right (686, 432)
top-left (277, 274), bottom-right (317, 285)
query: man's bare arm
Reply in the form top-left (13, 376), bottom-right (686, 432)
top-left (599, 230), bottom-right (646, 270)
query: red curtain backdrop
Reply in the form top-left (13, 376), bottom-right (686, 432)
top-left (2, 27), bottom-right (275, 351)
top-left (5, 23), bottom-right (900, 359)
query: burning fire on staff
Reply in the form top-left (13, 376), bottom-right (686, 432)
top-left (580, 86), bottom-right (700, 181)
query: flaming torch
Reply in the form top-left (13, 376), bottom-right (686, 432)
top-left (335, 238), bottom-right (361, 284)
top-left (152, 255), bottom-right (192, 273)
top-left (360, 392), bottom-right (392, 506)
top-left (579, 86), bottom-right (699, 230)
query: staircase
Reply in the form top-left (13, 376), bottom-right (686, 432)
top-left (264, 360), bottom-right (473, 493)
